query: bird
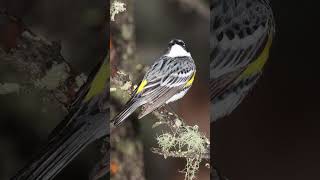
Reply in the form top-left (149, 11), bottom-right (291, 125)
top-left (210, 0), bottom-right (275, 121)
top-left (112, 39), bottom-right (196, 127)
top-left (11, 56), bottom-right (109, 180)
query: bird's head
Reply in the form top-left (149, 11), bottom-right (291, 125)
top-left (166, 39), bottom-right (191, 57)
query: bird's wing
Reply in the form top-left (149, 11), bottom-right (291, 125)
top-left (210, 68), bottom-right (244, 101)
top-left (134, 56), bottom-right (195, 118)
top-left (12, 113), bottom-right (107, 180)
top-left (210, 0), bottom-right (275, 79)
top-left (210, 0), bottom-right (274, 100)
top-left (12, 56), bottom-right (109, 179)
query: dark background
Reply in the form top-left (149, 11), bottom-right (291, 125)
top-left (213, 0), bottom-right (320, 179)
top-left (0, 0), bottom-right (106, 179)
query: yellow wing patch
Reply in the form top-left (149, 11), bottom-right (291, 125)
top-left (84, 58), bottom-right (109, 102)
top-left (184, 72), bottom-right (196, 88)
top-left (239, 35), bottom-right (273, 79)
top-left (136, 79), bottom-right (148, 94)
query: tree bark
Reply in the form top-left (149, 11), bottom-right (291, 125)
top-left (110, 0), bottom-right (146, 179)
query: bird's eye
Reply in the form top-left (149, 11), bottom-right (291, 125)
top-left (178, 41), bottom-right (185, 47)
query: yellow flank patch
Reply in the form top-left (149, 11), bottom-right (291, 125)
top-left (84, 58), bottom-right (109, 102)
top-left (137, 79), bottom-right (148, 93)
top-left (239, 35), bottom-right (273, 79)
top-left (184, 72), bottom-right (195, 87)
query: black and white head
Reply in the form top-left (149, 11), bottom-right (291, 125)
top-left (166, 39), bottom-right (191, 58)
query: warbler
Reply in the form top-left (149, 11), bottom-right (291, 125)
top-left (12, 57), bottom-right (109, 180)
top-left (112, 39), bottom-right (196, 126)
top-left (210, 0), bottom-right (275, 121)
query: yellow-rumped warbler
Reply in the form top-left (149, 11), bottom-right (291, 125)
top-left (12, 57), bottom-right (109, 180)
top-left (210, 0), bottom-right (275, 121)
top-left (112, 39), bottom-right (196, 126)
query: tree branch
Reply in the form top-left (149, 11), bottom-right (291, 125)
top-left (110, 0), bottom-right (146, 179)
top-left (0, 10), bottom-right (78, 115)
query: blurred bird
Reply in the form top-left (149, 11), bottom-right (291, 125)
top-left (210, 0), bottom-right (275, 121)
top-left (12, 56), bottom-right (109, 180)
top-left (112, 39), bottom-right (196, 126)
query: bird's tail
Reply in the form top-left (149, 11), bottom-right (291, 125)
top-left (112, 99), bottom-right (141, 127)
top-left (11, 113), bottom-right (107, 180)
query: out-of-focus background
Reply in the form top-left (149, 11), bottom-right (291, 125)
top-left (134, 0), bottom-right (210, 180)
top-left (0, 0), bottom-right (107, 179)
top-left (213, 0), bottom-right (320, 179)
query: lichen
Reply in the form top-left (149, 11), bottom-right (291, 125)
top-left (75, 73), bottom-right (87, 91)
top-left (110, 1), bottom-right (126, 21)
top-left (155, 124), bottom-right (208, 180)
top-left (34, 62), bottom-right (69, 90)
top-left (0, 83), bottom-right (20, 94)
top-left (120, 81), bottom-right (132, 91)
top-left (110, 87), bottom-right (117, 92)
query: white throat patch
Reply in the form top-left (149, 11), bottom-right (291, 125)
top-left (166, 44), bottom-right (191, 57)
